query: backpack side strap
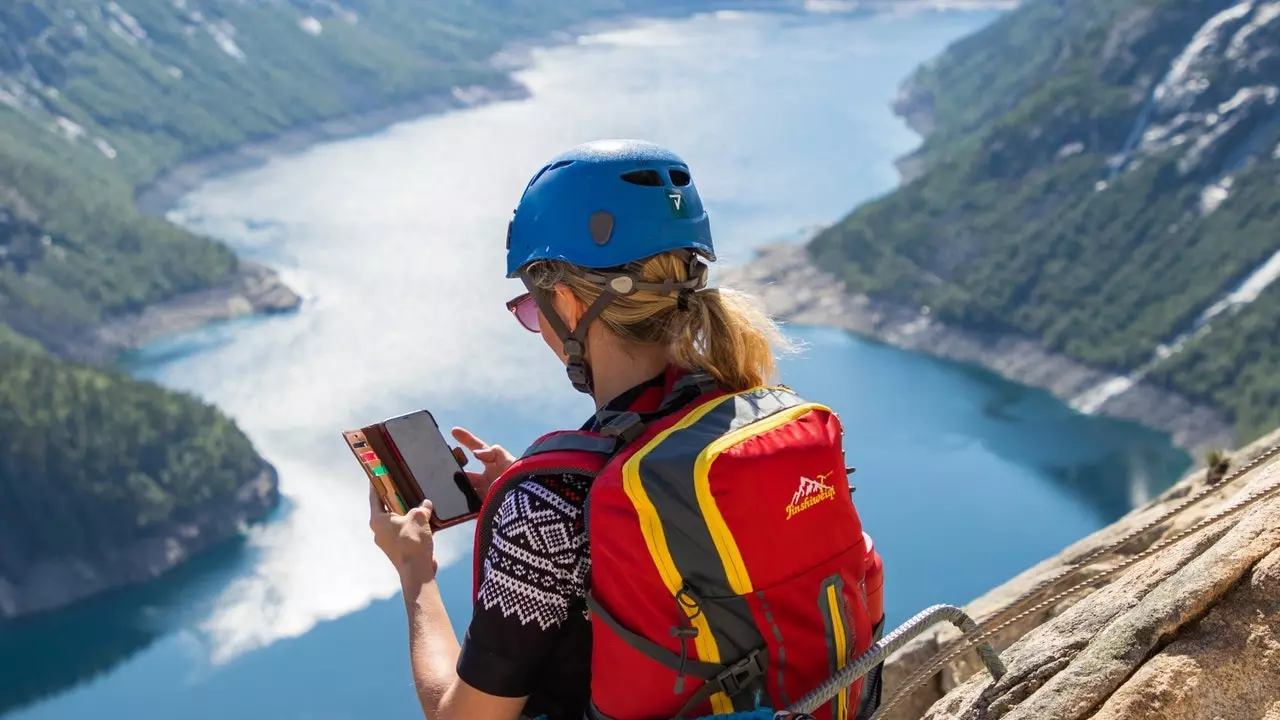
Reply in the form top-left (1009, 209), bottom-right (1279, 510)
top-left (586, 595), bottom-right (768, 720)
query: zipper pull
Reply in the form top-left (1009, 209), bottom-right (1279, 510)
top-left (670, 584), bottom-right (703, 695)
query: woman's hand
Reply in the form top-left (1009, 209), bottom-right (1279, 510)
top-left (370, 487), bottom-right (438, 582)
top-left (451, 427), bottom-right (515, 498)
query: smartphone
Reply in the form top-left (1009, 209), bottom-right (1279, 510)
top-left (344, 410), bottom-right (482, 530)
top-left (383, 410), bottom-right (482, 528)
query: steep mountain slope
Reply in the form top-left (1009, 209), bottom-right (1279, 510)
top-left (807, 0), bottom-right (1280, 444)
top-left (0, 0), bottom-right (721, 618)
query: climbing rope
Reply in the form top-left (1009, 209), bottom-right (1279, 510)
top-left (869, 441), bottom-right (1280, 720)
top-left (786, 604), bottom-right (1005, 715)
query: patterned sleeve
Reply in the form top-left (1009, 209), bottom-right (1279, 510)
top-left (456, 473), bottom-right (592, 698)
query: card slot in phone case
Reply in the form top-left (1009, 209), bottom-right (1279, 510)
top-left (362, 425), bottom-right (425, 509)
top-left (343, 430), bottom-right (405, 514)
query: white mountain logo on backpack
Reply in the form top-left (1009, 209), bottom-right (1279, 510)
top-left (786, 471), bottom-right (837, 520)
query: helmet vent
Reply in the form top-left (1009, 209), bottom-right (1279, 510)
top-left (620, 169), bottom-right (665, 187)
top-left (526, 160), bottom-right (575, 189)
top-left (669, 168), bottom-right (692, 186)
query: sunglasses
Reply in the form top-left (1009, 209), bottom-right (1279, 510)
top-left (506, 292), bottom-right (540, 333)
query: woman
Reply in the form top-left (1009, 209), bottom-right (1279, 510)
top-left (369, 140), bottom-right (877, 720)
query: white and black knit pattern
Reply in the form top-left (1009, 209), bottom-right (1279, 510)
top-left (475, 474), bottom-right (592, 631)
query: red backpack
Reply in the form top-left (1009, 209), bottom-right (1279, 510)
top-left (474, 371), bottom-right (885, 720)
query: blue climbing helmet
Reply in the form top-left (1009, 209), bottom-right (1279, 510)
top-left (505, 139), bottom-right (715, 277)
top-left (506, 139), bottom-right (716, 395)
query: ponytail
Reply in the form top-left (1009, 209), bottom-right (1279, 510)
top-left (523, 252), bottom-right (794, 393)
top-left (673, 286), bottom-right (787, 391)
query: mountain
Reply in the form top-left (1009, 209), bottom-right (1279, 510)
top-left (800, 0), bottom-right (1280, 447)
top-left (0, 0), bottom-right (729, 618)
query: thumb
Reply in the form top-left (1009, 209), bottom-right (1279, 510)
top-left (409, 499), bottom-right (433, 527)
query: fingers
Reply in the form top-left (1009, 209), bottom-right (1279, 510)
top-left (451, 427), bottom-right (487, 451)
top-left (452, 427), bottom-right (509, 467)
top-left (475, 445), bottom-right (509, 464)
top-left (451, 446), bottom-right (468, 467)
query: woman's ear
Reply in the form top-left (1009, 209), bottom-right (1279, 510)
top-left (551, 284), bottom-right (586, 332)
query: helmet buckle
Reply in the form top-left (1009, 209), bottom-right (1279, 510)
top-left (607, 275), bottom-right (635, 295)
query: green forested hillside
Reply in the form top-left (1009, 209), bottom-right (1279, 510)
top-left (810, 0), bottom-right (1280, 442)
top-left (0, 344), bottom-right (266, 574)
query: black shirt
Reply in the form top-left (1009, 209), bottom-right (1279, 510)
top-left (456, 372), bottom-right (668, 720)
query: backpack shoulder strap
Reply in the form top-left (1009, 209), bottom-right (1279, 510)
top-left (472, 429), bottom-right (615, 602)
top-left (521, 431), bottom-right (621, 458)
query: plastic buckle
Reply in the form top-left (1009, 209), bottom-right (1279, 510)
top-left (717, 649), bottom-right (766, 697)
top-left (600, 411), bottom-right (645, 445)
top-left (567, 363), bottom-right (590, 387)
top-left (669, 372), bottom-right (718, 401)
top-left (692, 373), bottom-right (719, 395)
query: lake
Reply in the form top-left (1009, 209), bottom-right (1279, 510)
top-left (0, 7), bottom-right (1190, 719)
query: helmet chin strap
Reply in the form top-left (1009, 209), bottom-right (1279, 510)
top-left (519, 273), bottom-right (618, 395)
top-left (518, 255), bottom-right (708, 396)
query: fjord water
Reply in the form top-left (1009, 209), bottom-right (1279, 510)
top-left (0, 9), bottom-right (1190, 719)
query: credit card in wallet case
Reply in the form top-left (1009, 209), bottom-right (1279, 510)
top-left (342, 429), bottom-right (408, 514)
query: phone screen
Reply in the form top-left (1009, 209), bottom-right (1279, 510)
top-left (382, 411), bottom-right (481, 524)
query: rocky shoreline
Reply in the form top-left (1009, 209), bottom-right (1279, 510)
top-left (0, 465), bottom-right (279, 620)
top-left (888, 74), bottom-right (936, 183)
top-left (61, 259), bottom-right (302, 366)
top-left (720, 242), bottom-right (1235, 455)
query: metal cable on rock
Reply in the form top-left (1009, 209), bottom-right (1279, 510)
top-left (870, 443), bottom-right (1280, 720)
top-left (785, 605), bottom-right (1006, 715)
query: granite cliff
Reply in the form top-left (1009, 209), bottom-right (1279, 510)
top-left (872, 428), bottom-right (1280, 720)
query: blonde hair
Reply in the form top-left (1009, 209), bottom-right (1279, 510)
top-left (523, 252), bottom-right (793, 392)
